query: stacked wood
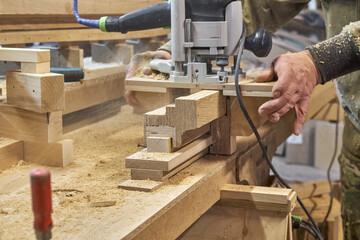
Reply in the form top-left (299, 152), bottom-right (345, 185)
top-left (0, 48), bottom-right (73, 168)
top-left (291, 181), bottom-right (343, 240)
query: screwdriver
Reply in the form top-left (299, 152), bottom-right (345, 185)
top-left (30, 168), bottom-right (53, 240)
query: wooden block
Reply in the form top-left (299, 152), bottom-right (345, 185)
top-left (6, 71), bottom-right (65, 113)
top-left (220, 184), bottom-right (297, 212)
top-left (290, 181), bottom-right (330, 199)
top-left (24, 139), bottom-right (73, 167)
top-left (0, 104), bottom-right (62, 143)
top-left (131, 149), bottom-right (208, 181)
top-left (147, 137), bottom-right (172, 153)
top-left (126, 134), bottom-right (212, 171)
top-left (0, 138), bottom-right (24, 170)
top-left (0, 48), bottom-right (50, 62)
top-left (118, 179), bottom-right (164, 192)
top-left (21, 62), bottom-right (50, 74)
top-left (210, 99), bottom-right (236, 155)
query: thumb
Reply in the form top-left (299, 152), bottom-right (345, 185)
top-left (255, 66), bottom-right (275, 83)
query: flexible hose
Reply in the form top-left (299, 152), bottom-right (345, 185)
top-left (73, 0), bottom-right (100, 28)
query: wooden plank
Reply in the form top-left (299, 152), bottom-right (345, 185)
top-left (0, 138), bottom-right (23, 170)
top-left (6, 71), bottom-right (65, 113)
top-left (21, 62), bottom-right (50, 74)
top-left (0, 48), bottom-right (50, 62)
top-left (131, 149), bottom-right (208, 181)
top-left (125, 77), bottom-right (274, 97)
top-left (0, 28), bottom-right (170, 45)
top-left (147, 137), bottom-right (172, 153)
top-left (0, 104), bottom-right (62, 143)
top-left (118, 179), bottom-right (164, 192)
top-left (126, 134), bottom-right (212, 171)
top-left (290, 181), bottom-right (330, 199)
top-left (64, 69), bottom-right (125, 114)
top-left (24, 139), bottom-right (73, 167)
top-left (0, 0), bottom-right (164, 16)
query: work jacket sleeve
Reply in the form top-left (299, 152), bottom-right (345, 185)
top-left (158, 0), bottom-right (309, 53)
top-left (306, 21), bottom-right (360, 83)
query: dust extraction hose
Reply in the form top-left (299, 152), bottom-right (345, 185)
top-left (73, 0), bottom-right (100, 29)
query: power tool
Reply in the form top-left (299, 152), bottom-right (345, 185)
top-left (74, 0), bottom-right (272, 84)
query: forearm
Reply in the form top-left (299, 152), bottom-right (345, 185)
top-left (306, 22), bottom-right (360, 83)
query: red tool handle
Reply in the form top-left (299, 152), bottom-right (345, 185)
top-left (30, 168), bottom-right (53, 235)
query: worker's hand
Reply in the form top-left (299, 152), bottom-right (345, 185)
top-left (124, 51), bottom-right (171, 108)
top-left (256, 50), bottom-right (322, 135)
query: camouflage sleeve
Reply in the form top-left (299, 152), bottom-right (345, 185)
top-left (306, 22), bottom-right (360, 83)
top-left (158, 0), bottom-right (309, 53)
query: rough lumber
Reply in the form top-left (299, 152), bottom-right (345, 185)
top-left (24, 139), bottom-right (73, 167)
top-left (6, 71), bottom-right (65, 113)
top-left (21, 62), bottom-right (50, 74)
top-left (0, 48), bottom-right (50, 62)
top-left (147, 137), bottom-right (172, 153)
top-left (126, 134), bottom-right (212, 171)
top-left (0, 138), bottom-right (23, 170)
top-left (179, 205), bottom-right (291, 240)
top-left (144, 90), bottom-right (225, 148)
top-left (0, 28), bottom-right (171, 45)
top-left (0, 0), bottom-right (164, 16)
top-left (64, 66), bottom-right (125, 114)
top-left (0, 104), bottom-right (62, 143)
top-left (220, 184), bottom-right (297, 212)
top-left (290, 181), bottom-right (330, 199)
top-left (131, 149), bottom-right (208, 182)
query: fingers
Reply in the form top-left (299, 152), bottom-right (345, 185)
top-left (293, 99), bottom-right (309, 135)
top-left (255, 66), bottom-right (275, 83)
top-left (154, 50), bottom-right (172, 60)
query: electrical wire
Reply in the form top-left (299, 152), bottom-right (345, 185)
top-left (321, 102), bottom-right (340, 226)
top-left (300, 224), bottom-right (317, 238)
top-left (234, 25), bottom-right (323, 240)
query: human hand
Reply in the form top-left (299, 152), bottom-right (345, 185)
top-left (124, 51), bottom-right (171, 107)
top-left (256, 50), bottom-right (322, 135)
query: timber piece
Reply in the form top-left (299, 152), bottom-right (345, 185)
top-left (0, 28), bottom-right (170, 45)
top-left (91, 43), bottom-right (133, 65)
top-left (0, 138), bottom-right (24, 170)
top-left (6, 71), bottom-right (65, 113)
top-left (312, 100), bottom-right (344, 122)
top-left (220, 184), bottom-right (297, 212)
top-left (210, 99), bottom-right (237, 155)
top-left (0, 48), bottom-right (50, 63)
top-left (147, 137), bottom-right (172, 153)
top-left (24, 139), bottom-right (73, 167)
top-left (131, 149), bottom-right (208, 181)
top-left (230, 96), bottom-right (271, 136)
top-left (0, 104), bottom-right (62, 143)
top-left (21, 62), bottom-right (50, 74)
top-left (118, 179), bottom-right (164, 192)
top-left (179, 205), bottom-right (291, 240)
top-left (50, 48), bottom-right (84, 68)
top-left (63, 98), bottom-right (124, 134)
top-left (64, 67), bottom-right (125, 114)
top-left (290, 181), bottom-right (330, 199)
top-left (125, 134), bottom-right (212, 171)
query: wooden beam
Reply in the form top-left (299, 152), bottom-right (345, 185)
top-left (0, 28), bottom-right (170, 45)
top-left (131, 149), bottom-right (207, 182)
top-left (0, 138), bottom-right (23, 170)
top-left (126, 134), bottom-right (212, 171)
top-left (0, 48), bottom-right (50, 62)
top-left (21, 62), bottom-right (50, 74)
top-left (290, 181), bottom-right (330, 199)
top-left (220, 184), bottom-right (297, 212)
top-left (0, 104), bottom-right (62, 143)
top-left (146, 137), bottom-right (172, 153)
top-left (6, 71), bottom-right (65, 113)
top-left (64, 67), bottom-right (125, 114)
top-left (24, 139), bottom-right (73, 167)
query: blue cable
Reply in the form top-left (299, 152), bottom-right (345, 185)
top-left (73, 0), bottom-right (99, 28)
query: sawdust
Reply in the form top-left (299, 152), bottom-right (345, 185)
top-left (0, 105), bottom-right (144, 240)
top-left (134, 52), bottom-right (169, 80)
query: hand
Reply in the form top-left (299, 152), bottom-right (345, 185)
top-left (124, 51), bottom-right (172, 108)
top-left (256, 50), bottom-right (322, 135)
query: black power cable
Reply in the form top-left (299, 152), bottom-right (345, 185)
top-left (234, 25), bottom-right (323, 240)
